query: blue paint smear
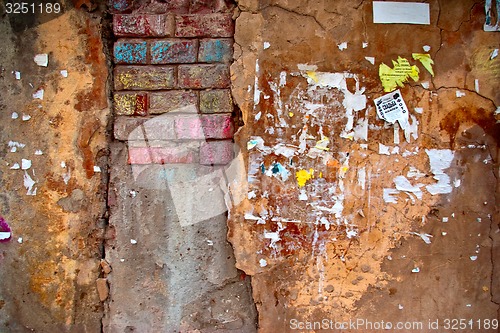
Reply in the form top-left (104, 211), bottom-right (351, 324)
top-left (151, 41), bottom-right (195, 63)
top-left (114, 42), bottom-right (147, 64)
top-left (201, 40), bottom-right (231, 62)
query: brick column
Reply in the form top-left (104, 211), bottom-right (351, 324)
top-left (110, 1), bottom-right (236, 166)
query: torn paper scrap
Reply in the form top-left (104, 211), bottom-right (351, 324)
top-left (33, 89), bottom-right (44, 100)
top-left (484, 0), bottom-right (500, 31)
top-left (337, 42), bottom-right (347, 51)
top-left (0, 217), bottom-right (12, 242)
top-left (425, 149), bottom-right (454, 195)
top-left (24, 171), bottom-right (37, 196)
top-left (379, 57), bottom-right (419, 92)
top-left (410, 232), bottom-right (433, 244)
top-left (412, 53), bottom-right (434, 76)
top-left (60, 70), bottom-right (68, 77)
top-left (373, 1), bottom-right (430, 25)
top-left (365, 56), bottom-right (375, 65)
top-left (374, 90), bottom-right (410, 129)
top-left (34, 54), bottom-right (49, 67)
top-left (423, 45), bottom-right (431, 52)
top-left (14, 71), bottom-right (21, 80)
top-left (490, 49), bottom-right (499, 60)
top-left (456, 90), bottom-right (465, 98)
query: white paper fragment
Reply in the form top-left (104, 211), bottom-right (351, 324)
top-left (263, 42), bottom-right (270, 49)
top-left (474, 79), bottom-right (480, 93)
top-left (423, 45), bottom-right (431, 52)
top-left (394, 176), bottom-right (423, 200)
top-left (393, 122), bottom-right (400, 144)
top-left (23, 171), bottom-right (37, 195)
top-left (61, 161), bottom-right (66, 168)
top-left (456, 90), bottom-right (466, 98)
top-left (404, 114), bottom-right (419, 143)
top-left (442, 217), bottom-right (449, 223)
top-left (410, 232), bottom-right (433, 244)
top-left (357, 167), bottom-right (366, 190)
top-left (337, 42), bottom-right (347, 51)
top-left (414, 107), bottom-right (423, 114)
top-left (398, 304), bottom-right (404, 310)
top-left (374, 90), bottom-right (410, 129)
top-left (93, 166), bottom-right (101, 173)
top-left (11, 112), bottom-right (19, 119)
top-left (0, 232), bottom-right (11, 241)
top-left (442, 232), bottom-right (447, 236)
top-left (298, 189), bottom-right (308, 201)
top-left (362, 42), bottom-right (368, 48)
top-left (34, 150), bottom-right (43, 155)
top-left (259, 259), bottom-right (268, 267)
top-left (378, 143), bottom-right (391, 155)
top-left (33, 89), bottom-right (44, 100)
top-left (255, 111), bottom-right (261, 121)
top-left (421, 81), bottom-right (430, 89)
top-left (412, 267), bottom-right (420, 273)
top-left (491, 49), bottom-right (499, 60)
top-left (15, 71), bottom-right (21, 80)
top-left (454, 179), bottom-right (461, 187)
top-left (130, 239), bottom-right (137, 244)
top-left (21, 159), bottom-right (31, 170)
top-left (8, 141), bottom-right (25, 152)
top-left (365, 56), bottom-right (375, 65)
top-left (22, 114), bottom-right (31, 121)
top-left (426, 149), bottom-right (455, 195)
top-left (34, 54), bottom-right (48, 67)
top-left (470, 255), bottom-right (478, 261)
top-left (373, 1), bottom-right (430, 25)
top-left (407, 166), bottom-right (425, 179)
top-left (17, 237), bottom-right (23, 244)
top-left (10, 163), bottom-right (20, 170)
top-left (60, 70), bottom-right (68, 77)
top-left (383, 188), bottom-right (399, 203)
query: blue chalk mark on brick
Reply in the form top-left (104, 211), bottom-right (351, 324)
top-left (114, 42), bottom-right (147, 64)
top-left (199, 40), bottom-right (232, 63)
top-left (151, 41), bottom-right (196, 64)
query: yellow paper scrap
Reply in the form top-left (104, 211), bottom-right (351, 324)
top-left (314, 137), bottom-right (330, 151)
top-left (412, 53), bottom-right (434, 77)
top-left (379, 56), bottom-right (419, 92)
top-left (306, 71), bottom-right (318, 83)
top-left (296, 169), bottom-right (314, 187)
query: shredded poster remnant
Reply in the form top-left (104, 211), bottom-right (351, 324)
top-left (379, 57), bottom-right (419, 92)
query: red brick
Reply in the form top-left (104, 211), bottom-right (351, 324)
top-left (199, 140), bottom-right (234, 165)
top-left (198, 39), bottom-right (233, 63)
top-left (149, 90), bottom-right (198, 114)
top-left (150, 39), bottom-right (198, 64)
top-left (175, 14), bottom-right (234, 37)
top-left (178, 64), bottom-right (230, 89)
top-left (175, 114), bottom-right (234, 139)
top-left (114, 92), bottom-right (148, 116)
top-left (113, 14), bottom-right (174, 37)
top-left (114, 116), bottom-right (176, 141)
top-left (128, 147), bottom-right (196, 164)
top-left (200, 89), bottom-right (232, 113)
top-left (114, 66), bottom-right (175, 91)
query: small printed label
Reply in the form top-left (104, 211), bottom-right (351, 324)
top-left (374, 89), bottom-right (409, 128)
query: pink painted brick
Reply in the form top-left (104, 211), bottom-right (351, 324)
top-left (178, 64), bottom-right (230, 89)
top-left (113, 14), bottom-right (174, 37)
top-left (114, 66), bottom-right (176, 91)
top-left (175, 14), bottom-right (234, 37)
top-left (175, 114), bottom-right (234, 139)
top-left (149, 90), bottom-right (198, 114)
top-left (199, 140), bottom-right (234, 165)
top-left (128, 147), bottom-right (196, 164)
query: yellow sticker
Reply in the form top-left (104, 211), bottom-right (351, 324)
top-left (306, 71), bottom-right (318, 83)
top-left (296, 169), bottom-right (314, 187)
top-left (379, 56), bottom-right (420, 92)
top-left (412, 53), bottom-right (434, 77)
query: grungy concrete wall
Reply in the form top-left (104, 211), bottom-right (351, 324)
top-left (0, 1), bottom-right (109, 332)
top-left (229, 0), bottom-right (499, 332)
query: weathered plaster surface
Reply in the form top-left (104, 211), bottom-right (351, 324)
top-left (230, 1), bottom-right (499, 331)
top-left (0, 3), bottom-right (109, 331)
